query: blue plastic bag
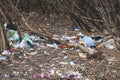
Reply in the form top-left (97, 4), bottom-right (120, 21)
top-left (81, 36), bottom-right (96, 47)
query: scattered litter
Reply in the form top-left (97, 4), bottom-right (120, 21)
top-left (48, 27), bottom-right (55, 31)
top-left (78, 53), bottom-right (87, 59)
top-left (107, 57), bottom-right (117, 62)
top-left (76, 32), bottom-right (85, 37)
top-left (103, 30), bottom-right (109, 35)
top-left (58, 43), bottom-right (68, 49)
top-left (103, 39), bottom-right (116, 49)
top-left (91, 35), bottom-right (103, 42)
top-left (46, 43), bottom-right (58, 49)
top-left (96, 73), bottom-right (106, 80)
top-left (61, 71), bottom-right (82, 79)
top-left (2, 50), bottom-right (11, 55)
top-left (59, 62), bottom-right (69, 65)
top-left (1, 22), bottom-right (119, 80)
top-left (30, 35), bottom-right (40, 41)
top-left (27, 51), bottom-right (38, 55)
top-left (6, 30), bottom-right (19, 42)
top-left (0, 56), bottom-right (7, 61)
top-left (5, 21), bottom-right (17, 30)
top-left (33, 73), bottom-right (50, 79)
top-left (69, 27), bottom-right (79, 31)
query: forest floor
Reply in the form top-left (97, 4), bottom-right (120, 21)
top-left (0, 16), bottom-right (120, 80)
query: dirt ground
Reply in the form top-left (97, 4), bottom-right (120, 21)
top-left (0, 16), bottom-right (120, 80)
top-left (0, 47), bottom-right (120, 80)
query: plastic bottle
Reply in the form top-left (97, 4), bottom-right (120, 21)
top-left (27, 41), bottom-right (33, 48)
top-left (24, 33), bottom-right (33, 47)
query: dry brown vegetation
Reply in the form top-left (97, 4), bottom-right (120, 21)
top-left (0, 0), bottom-right (120, 80)
top-left (0, 0), bottom-right (120, 51)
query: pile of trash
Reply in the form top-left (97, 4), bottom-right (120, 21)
top-left (52, 29), bottom-right (119, 49)
top-left (51, 27), bottom-right (119, 59)
top-left (42, 26), bottom-right (119, 52)
top-left (0, 23), bottom-right (120, 79)
top-left (1, 23), bottom-right (119, 61)
top-left (0, 22), bottom-right (41, 61)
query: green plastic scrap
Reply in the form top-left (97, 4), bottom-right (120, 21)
top-left (6, 30), bottom-right (15, 38)
top-left (6, 30), bottom-right (19, 42)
